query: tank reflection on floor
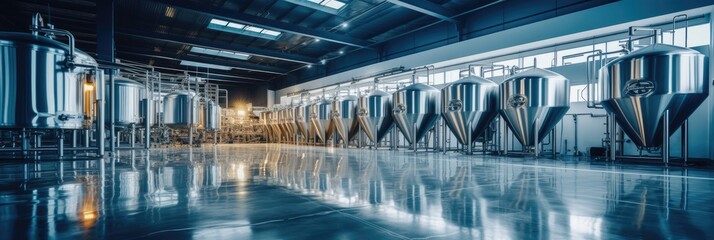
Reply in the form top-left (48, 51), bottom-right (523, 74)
top-left (0, 144), bottom-right (713, 239)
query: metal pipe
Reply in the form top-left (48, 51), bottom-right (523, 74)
top-left (145, 71), bottom-right (151, 149)
top-left (534, 117), bottom-right (539, 158)
top-left (110, 71), bottom-right (116, 154)
top-left (466, 121), bottom-right (472, 155)
top-left (672, 14), bottom-right (689, 47)
top-left (503, 120), bottom-right (509, 156)
top-left (96, 69), bottom-right (105, 155)
top-left (662, 110), bottom-right (670, 165)
top-left (551, 127), bottom-right (556, 158)
top-left (58, 130), bottom-right (64, 157)
top-left (682, 119), bottom-right (688, 164)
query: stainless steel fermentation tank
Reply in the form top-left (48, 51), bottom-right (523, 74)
top-left (499, 68), bottom-right (570, 156)
top-left (441, 76), bottom-right (499, 153)
top-left (598, 33), bottom-right (708, 163)
top-left (106, 77), bottom-right (143, 127)
top-left (0, 32), bottom-right (98, 129)
top-left (285, 107), bottom-right (298, 141)
top-left (331, 95), bottom-right (359, 145)
top-left (163, 90), bottom-right (202, 129)
top-left (203, 98), bottom-right (221, 130)
top-left (311, 99), bottom-right (333, 144)
top-left (392, 83), bottom-right (441, 149)
top-left (358, 90), bottom-right (395, 145)
top-left (270, 110), bottom-right (282, 141)
top-left (295, 104), bottom-right (311, 141)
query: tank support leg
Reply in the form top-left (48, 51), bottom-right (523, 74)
top-left (663, 110), bottom-right (670, 166)
top-left (682, 119), bottom-right (688, 165)
top-left (58, 130), bottom-right (64, 157)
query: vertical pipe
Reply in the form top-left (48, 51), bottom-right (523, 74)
top-left (110, 72), bottom-right (116, 154)
top-left (72, 130), bottom-right (77, 149)
top-left (504, 121), bottom-right (509, 156)
top-left (467, 122), bottom-right (472, 155)
top-left (412, 124), bottom-right (417, 153)
top-left (682, 119), bottom-right (688, 164)
top-left (534, 118), bottom-right (539, 158)
top-left (442, 119), bottom-right (447, 154)
top-left (130, 125), bottom-right (136, 148)
top-left (96, 70), bottom-right (105, 155)
top-left (573, 115), bottom-right (579, 156)
top-left (609, 114), bottom-right (616, 161)
top-left (552, 127), bottom-right (556, 159)
top-left (663, 110), bottom-right (670, 166)
top-left (58, 130), bottom-right (64, 157)
top-left (145, 71), bottom-right (151, 149)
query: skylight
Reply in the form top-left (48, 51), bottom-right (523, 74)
top-left (284, 0), bottom-right (347, 14)
top-left (179, 60), bottom-right (232, 71)
top-left (190, 46), bottom-right (251, 61)
top-left (208, 18), bottom-right (282, 40)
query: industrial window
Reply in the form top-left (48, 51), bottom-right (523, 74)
top-left (208, 18), bottom-right (282, 40)
top-left (432, 72), bottom-right (445, 85)
top-left (661, 23), bottom-right (710, 47)
top-left (444, 70), bottom-right (460, 83)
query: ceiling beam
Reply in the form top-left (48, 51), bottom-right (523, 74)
top-left (386, 0), bottom-right (456, 22)
top-left (118, 28), bottom-right (317, 64)
top-left (117, 56), bottom-right (271, 84)
top-left (118, 47), bottom-right (289, 75)
top-left (149, 0), bottom-right (375, 48)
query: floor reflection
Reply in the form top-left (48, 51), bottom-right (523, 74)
top-left (1, 144), bottom-right (713, 239)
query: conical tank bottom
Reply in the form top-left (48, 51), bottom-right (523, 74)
top-left (598, 43), bottom-right (709, 147)
top-left (499, 68), bottom-right (570, 147)
top-left (332, 96), bottom-right (359, 143)
top-left (358, 90), bottom-right (394, 143)
top-left (500, 106), bottom-right (569, 146)
top-left (392, 83), bottom-right (441, 144)
top-left (311, 99), bottom-right (333, 143)
top-left (441, 76), bottom-right (499, 145)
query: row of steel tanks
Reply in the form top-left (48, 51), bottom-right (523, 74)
top-left (260, 67), bottom-right (571, 154)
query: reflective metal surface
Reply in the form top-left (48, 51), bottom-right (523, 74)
top-left (204, 99), bottom-right (221, 130)
top-left (441, 76), bottom-right (499, 145)
top-left (261, 111), bottom-right (275, 140)
top-left (599, 44), bottom-right (709, 147)
top-left (357, 90), bottom-right (395, 143)
top-left (2, 145), bottom-right (713, 239)
top-left (162, 91), bottom-right (201, 129)
top-left (310, 99), bottom-right (334, 143)
top-left (295, 104), bottom-right (311, 137)
top-left (499, 68), bottom-right (570, 147)
top-left (0, 32), bottom-right (97, 129)
top-left (392, 83), bottom-right (441, 144)
top-left (106, 77), bottom-right (143, 127)
top-left (270, 110), bottom-right (282, 140)
top-left (285, 107), bottom-right (298, 139)
top-left (331, 95), bottom-right (359, 143)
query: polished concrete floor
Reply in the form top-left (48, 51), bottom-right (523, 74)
top-left (1, 144), bottom-right (714, 239)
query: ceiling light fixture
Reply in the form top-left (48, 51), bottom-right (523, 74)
top-left (341, 23), bottom-right (349, 28)
top-left (284, 0), bottom-right (347, 14)
top-left (180, 60), bottom-right (232, 71)
top-left (208, 18), bottom-right (282, 40)
top-left (190, 46), bottom-right (251, 60)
